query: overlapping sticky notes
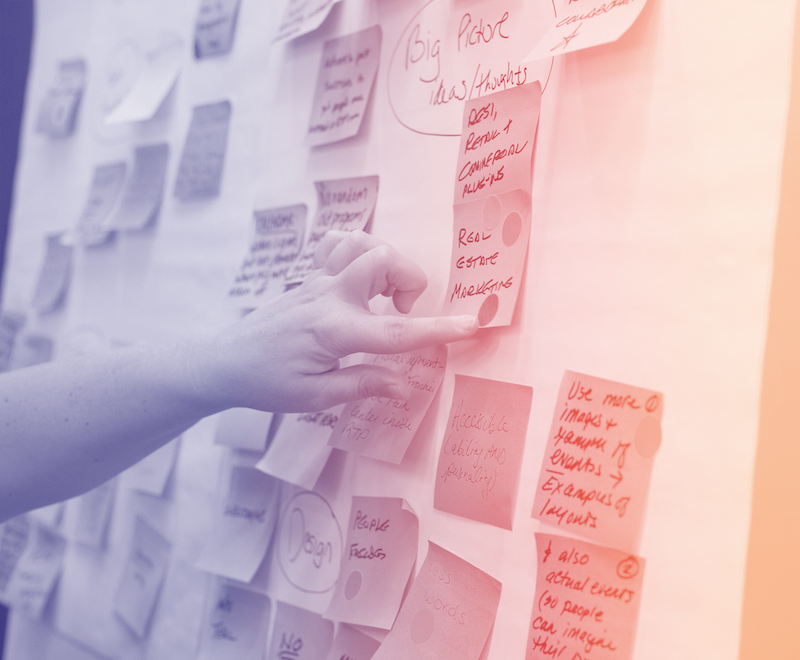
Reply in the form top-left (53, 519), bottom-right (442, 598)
top-left (0, 312), bottom-right (24, 372)
top-left (195, 0), bottom-right (242, 59)
top-left (65, 162), bottom-right (127, 247)
top-left (267, 601), bottom-right (334, 659)
top-left (329, 345), bottom-right (447, 463)
top-left (197, 580), bottom-right (271, 660)
top-left (121, 437), bottom-right (180, 497)
top-left (105, 35), bottom-right (183, 124)
top-left (175, 100), bottom-right (232, 200)
top-left (0, 519), bottom-right (66, 618)
top-left (527, 533), bottom-right (645, 660)
top-left (286, 176), bottom-right (379, 284)
top-left (73, 478), bottom-right (116, 548)
top-left (307, 25), bottom-right (381, 146)
top-left (36, 59), bottom-right (86, 138)
top-left (532, 371), bottom-right (663, 551)
top-left (113, 517), bottom-right (171, 637)
top-left (109, 143), bottom-right (169, 231)
top-left (229, 205), bottom-right (307, 306)
top-left (524, 0), bottom-right (650, 62)
top-left (434, 375), bottom-right (532, 530)
top-left (274, 0), bottom-right (342, 43)
top-left (256, 406), bottom-right (343, 490)
top-left (326, 623), bottom-right (380, 660)
top-left (196, 467), bottom-right (280, 583)
top-left (214, 408), bottom-right (274, 453)
top-left (325, 497), bottom-right (418, 629)
top-left (373, 542), bottom-right (501, 660)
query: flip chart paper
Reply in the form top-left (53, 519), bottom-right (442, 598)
top-left (527, 533), bottom-right (645, 660)
top-left (274, 0), bottom-right (342, 43)
top-left (195, 0), bottom-right (242, 59)
top-left (73, 478), bottom-right (116, 548)
top-left (35, 59), bottom-right (86, 138)
top-left (325, 623), bottom-right (381, 660)
top-left (108, 143), bottom-right (169, 231)
top-left (174, 100), bottom-right (232, 200)
top-left (266, 601), bottom-right (334, 660)
top-left (325, 497), bottom-right (419, 629)
top-left (454, 82), bottom-right (541, 204)
top-left (214, 408), bottom-right (274, 453)
top-left (120, 437), bottom-right (180, 497)
top-left (373, 542), bottom-right (501, 660)
top-left (228, 205), bottom-right (307, 307)
top-left (196, 468), bottom-right (280, 583)
top-left (307, 25), bottom-right (382, 146)
top-left (197, 581), bottom-right (271, 660)
top-left (104, 35), bottom-right (183, 124)
top-left (442, 188), bottom-right (532, 327)
top-left (286, 176), bottom-right (379, 284)
top-left (256, 406), bottom-right (343, 490)
top-left (113, 517), bottom-right (171, 637)
top-left (524, 0), bottom-right (650, 62)
top-left (434, 374), bottom-right (532, 529)
top-left (0, 312), bottom-right (25, 372)
top-left (328, 345), bottom-right (447, 464)
top-left (532, 371), bottom-right (663, 551)
top-left (65, 162), bottom-right (127, 247)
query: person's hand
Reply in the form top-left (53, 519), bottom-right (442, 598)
top-left (195, 230), bottom-right (477, 412)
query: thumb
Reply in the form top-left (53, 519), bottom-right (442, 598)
top-left (309, 364), bottom-right (410, 410)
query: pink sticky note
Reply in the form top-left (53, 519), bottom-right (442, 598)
top-left (196, 468), bottom-right (280, 583)
top-left (229, 205), bottom-right (306, 307)
top-left (325, 497), bottom-right (418, 629)
top-left (328, 345), bottom-right (447, 463)
top-left (267, 601), bottom-right (334, 660)
top-left (307, 26), bottom-right (382, 147)
top-left (527, 533), bottom-right (645, 660)
top-left (373, 542), bottom-right (501, 660)
top-left (325, 623), bottom-right (380, 660)
top-left (532, 371), bottom-right (663, 552)
top-left (454, 82), bottom-right (541, 205)
top-left (442, 188), bottom-right (532, 327)
top-left (435, 375), bottom-right (532, 530)
top-left (286, 176), bottom-right (379, 285)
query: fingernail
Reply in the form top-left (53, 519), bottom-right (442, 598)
top-left (457, 315), bottom-right (478, 333)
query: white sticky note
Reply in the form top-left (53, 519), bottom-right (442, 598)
top-left (108, 143), bottom-right (169, 231)
top-left (64, 162), bottom-right (128, 247)
top-left (195, 0), bottom-right (242, 59)
top-left (266, 601), bottom-right (334, 660)
top-left (175, 100), bottom-right (232, 200)
top-left (274, 0), bottom-right (342, 43)
top-left (30, 234), bottom-right (72, 313)
top-left (121, 437), bottom-right (180, 497)
top-left (214, 408), bottom-right (274, 453)
top-left (113, 517), bottom-right (171, 637)
top-left (35, 59), bottom-right (86, 138)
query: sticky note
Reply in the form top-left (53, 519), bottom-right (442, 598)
top-left (196, 468), bottom-right (280, 583)
top-left (73, 478), bottom-right (116, 548)
top-left (256, 406), bottom-right (343, 490)
top-left (197, 580), bottom-right (271, 660)
top-left (325, 623), bottom-right (380, 660)
top-left (194, 0), bottom-right (242, 59)
top-left (108, 143), bottom-right (169, 231)
top-left (454, 82), bottom-right (541, 205)
top-left (307, 26), bottom-right (382, 146)
top-left (325, 497), bottom-right (418, 629)
top-left (175, 100), bottom-right (232, 200)
top-left (328, 345), bottom-right (447, 463)
top-left (527, 533), bottom-right (645, 660)
top-left (0, 312), bottom-right (25, 372)
top-left (65, 162), bottom-right (127, 247)
top-left (121, 437), bottom-right (180, 497)
top-left (266, 601), bottom-right (334, 660)
top-left (286, 176), bottom-right (379, 284)
top-left (31, 234), bottom-right (73, 313)
top-left (104, 35), bottom-right (183, 124)
top-left (373, 542), bottom-right (501, 660)
top-left (442, 188), bottom-right (532, 327)
top-left (524, 0), bottom-right (650, 62)
top-left (434, 375), bottom-right (532, 530)
top-left (35, 59), bottom-right (86, 138)
top-left (274, 0), bottom-right (342, 43)
top-left (214, 408), bottom-right (274, 453)
top-left (113, 517), bottom-right (171, 637)
top-left (0, 517), bottom-right (30, 594)
top-left (228, 205), bottom-right (307, 306)
top-left (532, 371), bottom-right (663, 551)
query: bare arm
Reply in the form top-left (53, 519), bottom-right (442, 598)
top-left (0, 232), bottom-right (476, 522)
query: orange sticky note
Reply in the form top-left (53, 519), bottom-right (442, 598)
top-left (372, 542), bottom-right (501, 660)
top-left (528, 533), bottom-right (645, 660)
top-left (328, 345), bottom-right (447, 463)
top-left (435, 375), bottom-right (532, 530)
top-left (532, 371), bottom-right (663, 552)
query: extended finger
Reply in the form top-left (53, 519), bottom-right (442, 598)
top-left (302, 364), bottom-right (410, 411)
top-left (315, 230), bottom-right (386, 275)
top-left (312, 230), bottom-right (351, 269)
